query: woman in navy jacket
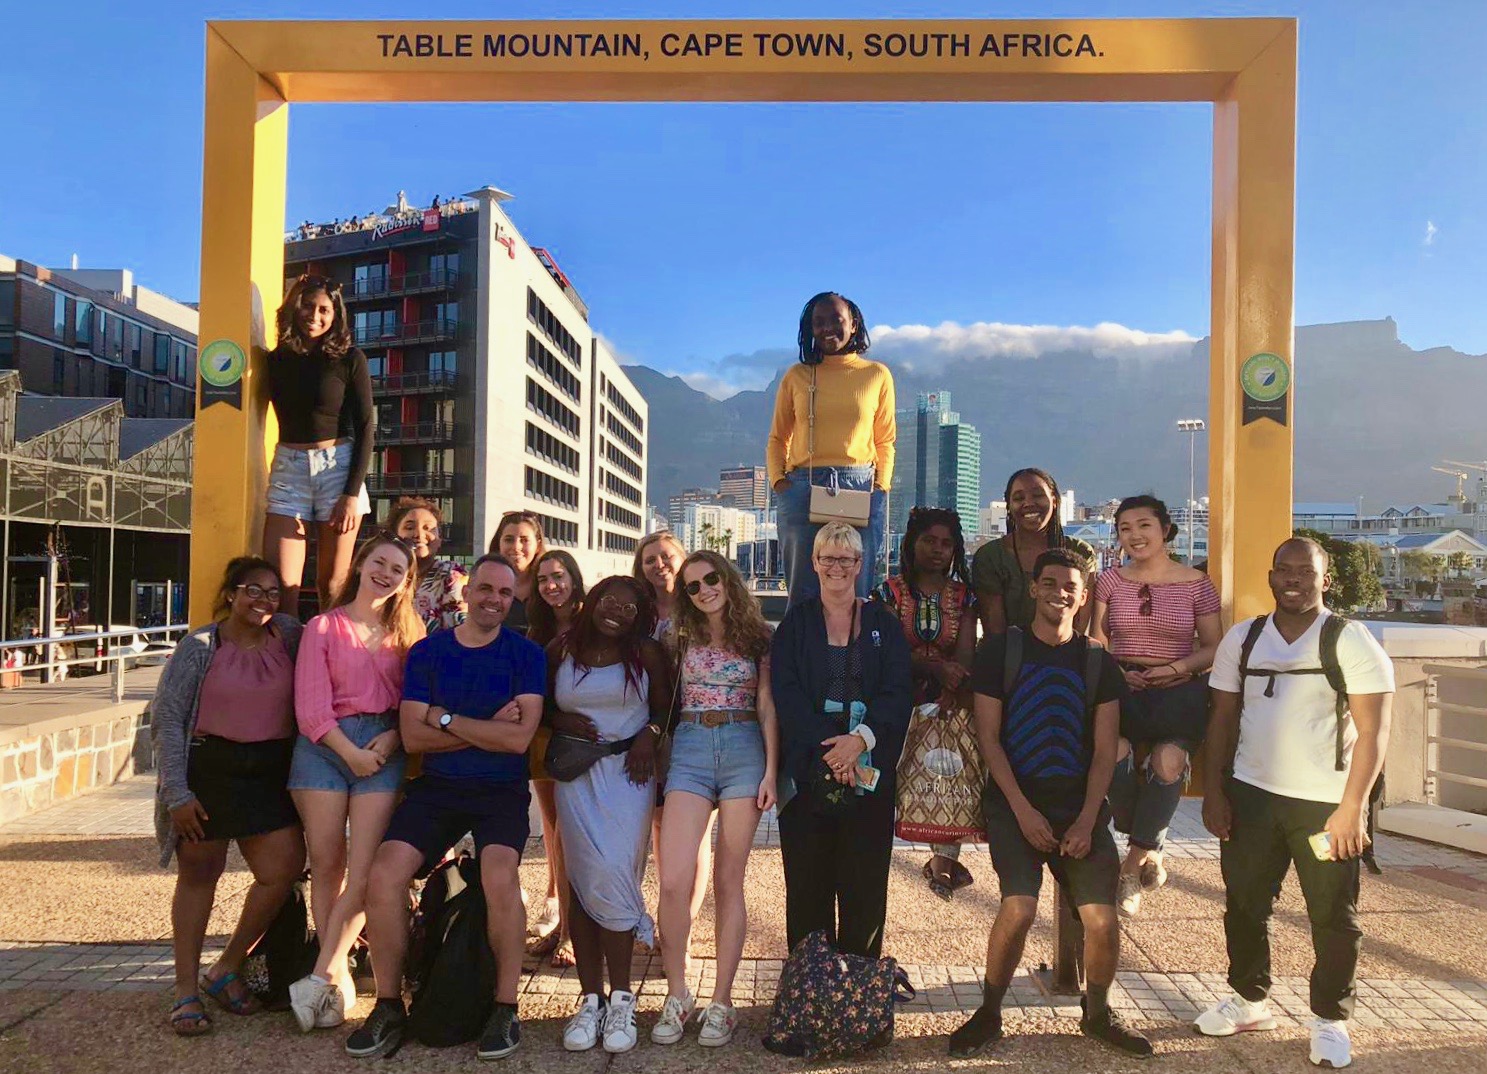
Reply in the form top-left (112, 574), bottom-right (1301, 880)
top-left (770, 522), bottom-right (912, 959)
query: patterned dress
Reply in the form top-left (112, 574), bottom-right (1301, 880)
top-left (413, 559), bottom-right (466, 633)
top-left (874, 575), bottom-right (975, 706)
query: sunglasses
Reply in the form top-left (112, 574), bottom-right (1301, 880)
top-left (684, 571), bottom-right (722, 596)
top-left (598, 594), bottom-right (638, 617)
top-left (1139, 584), bottom-right (1153, 617)
top-left (236, 583), bottom-right (281, 602)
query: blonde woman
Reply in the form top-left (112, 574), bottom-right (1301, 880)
top-left (287, 533), bottom-right (425, 1032)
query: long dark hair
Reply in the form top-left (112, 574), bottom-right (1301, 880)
top-left (212, 556), bottom-right (282, 620)
top-left (489, 510), bottom-right (547, 587)
top-left (528, 549), bottom-right (586, 648)
top-left (1004, 467), bottom-right (1067, 548)
top-left (560, 575), bottom-right (655, 698)
top-left (276, 274), bottom-right (353, 359)
top-left (898, 506), bottom-right (970, 587)
top-left (797, 291), bottom-right (871, 365)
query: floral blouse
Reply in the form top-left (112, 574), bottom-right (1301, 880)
top-left (680, 644), bottom-right (760, 713)
top-left (414, 559), bottom-right (467, 633)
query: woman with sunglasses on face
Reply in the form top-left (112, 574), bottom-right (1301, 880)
top-left (387, 496), bottom-right (466, 633)
top-left (154, 558), bottom-right (305, 1037)
top-left (767, 292), bottom-right (896, 608)
top-left (489, 511), bottom-right (546, 636)
top-left (526, 550), bottom-right (587, 967)
top-left (262, 274), bottom-right (374, 616)
top-left (652, 552), bottom-right (778, 1048)
top-left (973, 467), bottom-right (1097, 637)
top-left (769, 524), bottom-right (912, 975)
top-left (875, 507), bottom-right (978, 900)
top-left (1092, 495), bottom-right (1221, 918)
top-left (287, 533), bottom-right (425, 1032)
top-left (546, 577), bottom-right (672, 1054)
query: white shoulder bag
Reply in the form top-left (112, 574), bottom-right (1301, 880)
top-left (806, 365), bottom-right (874, 528)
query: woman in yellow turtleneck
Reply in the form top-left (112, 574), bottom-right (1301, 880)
top-left (766, 292), bottom-right (896, 608)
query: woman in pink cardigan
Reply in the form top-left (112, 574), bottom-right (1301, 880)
top-left (285, 533), bottom-right (424, 1032)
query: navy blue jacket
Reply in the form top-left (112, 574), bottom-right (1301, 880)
top-left (770, 596), bottom-right (914, 796)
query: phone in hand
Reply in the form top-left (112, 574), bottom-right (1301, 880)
top-left (857, 765), bottom-right (881, 793)
top-left (1308, 830), bottom-right (1333, 862)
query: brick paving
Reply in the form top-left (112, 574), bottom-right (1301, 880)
top-left (3, 778), bottom-right (1487, 1033)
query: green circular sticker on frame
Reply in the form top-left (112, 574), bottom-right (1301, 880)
top-left (1240, 352), bottom-right (1290, 403)
top-left (199, 339), bottom-right (246, 388)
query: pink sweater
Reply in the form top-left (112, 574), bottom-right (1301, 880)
top-left (294, 608), bottom-right (410, 743)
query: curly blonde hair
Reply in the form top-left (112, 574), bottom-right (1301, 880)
top-left (673, 550), bottom-right (771, 663)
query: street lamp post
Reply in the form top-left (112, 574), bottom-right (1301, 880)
top-left (1176, 419), bottom-right (1206, 564)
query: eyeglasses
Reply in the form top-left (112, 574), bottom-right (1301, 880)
top-left (1138, 584), bottom-right (1153, 617)
top-left (598, 594), bottom-right (638, 617)
top-left (684, 571), bottom-right (722, 596)
top-left (817, 555), bottom-right (861, 570)
top-left (236, 584), bottom-right (282, 602)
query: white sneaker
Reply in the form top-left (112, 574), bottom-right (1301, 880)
top-left (563, 993), bottom-right (604, 1052)
top-left (1309, 1018), bottom-right (1352, 1068)
top-left (650, 990), bottom-right (695, 1045)
top-left (529, 896), bottom-right (561, 938)
top-left (602, 990), bottom-right (639, 1054)
top-left (313, 976), bottom-right (352, 1029)
top-left (1195, 993), bottom-right (1279, 1036)
top-left (697, 1001), bottom-right (738, 1047)
top-left (289, 974), bottom-right (333, 1033)
top-left (1117, 873), bottom-right (1143, 918)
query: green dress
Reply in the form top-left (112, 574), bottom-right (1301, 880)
top-left (970, 533), bottom-right (1097, 630)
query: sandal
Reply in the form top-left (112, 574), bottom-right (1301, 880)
top-left (551, 938), bottom-right (576, 969)
top-left (922, 858), bottom-right (954, 901)
top-left (170, 996), bottom-right (212, 1037)
top-left (948, 860), bottom-right (975, 892)
top-left (200, 971), bottom-right (260, 1016)
top-left (526, 929), bottom-right (560, 958)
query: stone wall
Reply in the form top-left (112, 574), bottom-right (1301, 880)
top-left (0, 706), bottom-right (151, 824)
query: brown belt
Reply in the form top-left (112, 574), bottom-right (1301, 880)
top-left (679, 709), bottom-right (758, 729)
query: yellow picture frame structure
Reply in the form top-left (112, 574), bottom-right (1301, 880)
top-left (192, 17), bottom-right (1296, 625)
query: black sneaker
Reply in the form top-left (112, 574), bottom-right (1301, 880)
top-left (477, 1002), bottom-right (521, 1061)
top-left (345, 999), bottom-right (406, 1059)
top-left (1081, 1000), bottom-right (1153, 1058)
top-left (949, 1004), bottom-right (1003, 1058)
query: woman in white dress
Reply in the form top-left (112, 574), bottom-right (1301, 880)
top-left (545, 575), bottom-right (672, 1055)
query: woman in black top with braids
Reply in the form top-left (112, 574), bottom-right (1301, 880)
top-left (262, 275), bottom-right (374, 616)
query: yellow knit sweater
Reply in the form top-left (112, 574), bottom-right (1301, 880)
top-left (766, 354), bottom-right (896, 490)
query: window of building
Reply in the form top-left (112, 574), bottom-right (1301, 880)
top-left (0, 280), bottom-right (14, 326)
top-left (53, 292), bottom-right (67, 338)
top-left (606, 383), bottom-right (645, 434)
top-left (129, 323), bottom-right (143, 368)
top-left (429, 350), bottom-right (457, 375)
top-left (376, 402), bottom-right (396, 429)
top-left (135, 379), bottom-right (148, 411)
top-left (525, 377), bottom-right (580, 439)
top-left (602, 531), bottom-right (639, 555)
top-left (605, 439), bottom-right (643, 480)
top-left (0, 337), bottom-right (13, 368)
top-left (353, 309), bottom-right (399, 345)
top-left (533, 513), bottom-right (579, 548)
top-left (524, 467), bottom-right (580, 512)
top-left (174, 341), bottom-right (190, 381)
top-left (526, 333), bottom-right (581, 402)
top-left (354, 262), bottom-right (388, 296)
top-left (525, 287), bottom-right (582, 367)
top-left (603, 501), bottom-right (643, 530)
top-left (154, 333), bottom-right (170, 373)
top-left (604, 470), bottom-right (643, 507)
top-left (366, 354), bottom-right (386, 378)
top-left (53, 350), bottom-right (66, 393)
top-left (435, 301), bottom-right (459, 329)
top-left (606, 411), bottom-right (643, 457)
top-left (109, 313), bottom-right (123, 358)
top-left (429, 252), bottom-right (460, 284)
top-left (74, 302), bottom-right (93, 345)
top-left (525, 421), bottom-right (580, 474)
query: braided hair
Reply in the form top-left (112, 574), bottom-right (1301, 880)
top-left (899, 507), bottom-right (970, 587)
top-left (797, 292), bottom-right (871, 365)
top-left (1004, 467), bottom-right (1067, 548)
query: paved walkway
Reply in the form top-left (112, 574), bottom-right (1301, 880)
top-left (3, 778), bottom-right (1487, 1034)
top-left (0, 665), bottom-right (163, 743)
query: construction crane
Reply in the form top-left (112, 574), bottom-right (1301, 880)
top-left (1441, 460), bottom-right (1487, 513)
top-left (1434, 466), bottom-right (1470, 503)
top-left (1442, 459), bottom-right (1487, 474)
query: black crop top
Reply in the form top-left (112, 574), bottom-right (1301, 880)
top-left (265, 345), bottom-right (375, 497)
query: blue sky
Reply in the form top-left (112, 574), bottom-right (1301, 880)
top-left (4, 1), bottom-right (1483, 395)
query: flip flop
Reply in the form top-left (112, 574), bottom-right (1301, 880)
top-left (170, 996), bottom-right (212, 1037)
top-left (551, 938), bottom-right (576, 969)
top-left (200, 971), bottom-right (260, 1016)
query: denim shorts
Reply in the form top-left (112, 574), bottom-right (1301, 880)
top-left (266, 441), bottom-right (371, 524)
top-left (664, 717), bottom-right (766, 804)
top-left (287, 712), bottom-right (406, 795)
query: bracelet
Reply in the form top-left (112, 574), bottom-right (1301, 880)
top-left (1167, 663), bottom-right (1183, 676)
top-left (646, 722), bottom-right (664, 739)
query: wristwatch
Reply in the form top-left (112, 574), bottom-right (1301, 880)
top-left (438, 711), bottom-right (455, 731)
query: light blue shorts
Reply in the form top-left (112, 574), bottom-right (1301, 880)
top-left (664, 717), bottom-right (765, 804)
top-left (266, 441), bottom-right (371, 524)
top-left (287, 712), bottom-right (406, 796)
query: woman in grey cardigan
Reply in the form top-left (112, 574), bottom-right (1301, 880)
top-left (153, 556), bottom-right (305, 1036)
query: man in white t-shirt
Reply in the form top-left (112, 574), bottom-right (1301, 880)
top-left (1196, 537), bottom-right (1393, 1070)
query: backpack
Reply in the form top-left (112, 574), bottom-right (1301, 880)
top-left (406, 854), bottom-right (496, 1047)
top-left (1002, 626), bottom-right (1106, 724)
top-left (242, 872), bottom-right (319, 1009)
top-left (1236, 613), bottom-right (1384, 873)
top-left (763, 930), bottom-right (916, 1059)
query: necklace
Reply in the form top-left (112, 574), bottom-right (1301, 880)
top-left (224, 623), bottom-right (268, 652)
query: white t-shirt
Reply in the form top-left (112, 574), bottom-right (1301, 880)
top-left (1209, 611), bottom-right (1394, 804)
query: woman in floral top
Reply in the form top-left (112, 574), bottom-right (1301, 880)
top-left (875, 507), bottom-right (977, 899)
top-left (387, 497), bottom-right (466, 633)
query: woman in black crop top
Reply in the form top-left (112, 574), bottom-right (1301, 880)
top-left (262, 275), bottom-right (374, 616)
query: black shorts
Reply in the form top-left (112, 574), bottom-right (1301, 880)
top-left (1117, 674), bottom-right (1208, 751)
top-left (186, 735), bottom-right (298, 843)
top-left (382, 774), bottom-right (531, 873)
top-left (982, 786), bottom-right (1120, 907)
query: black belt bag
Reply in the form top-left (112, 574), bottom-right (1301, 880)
top-left (545, 732), bottom-right (638, 782)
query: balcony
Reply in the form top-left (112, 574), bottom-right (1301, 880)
top-left (371, 369), bottom-right (458, 396)
top-left (347, 269), bottom-right (461, 303)
top-left (366, 471), bottom-right (456, 496)
top-left (376, 420), bottom-right (454, 446)
top-left (353, 318), bottom-right (459, 349)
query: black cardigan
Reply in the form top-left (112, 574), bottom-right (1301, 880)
top-left (770, 596), bottom-right (914, 796)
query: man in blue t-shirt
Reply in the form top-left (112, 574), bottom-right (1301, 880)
top-left (347, 555), bottom-right (546, 1062)
top-left (950, 548), bottom-right (1150, 1060)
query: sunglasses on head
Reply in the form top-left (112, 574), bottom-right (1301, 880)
top-left (684, 571), bottom-right (722, 596)
top-left (298, 274), bottom-right (342, 294)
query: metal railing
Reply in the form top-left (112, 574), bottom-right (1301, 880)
top-left (370, 369), bottom-right (457, 394)
top-left (353, 318), bottom-right (459, 348)
top-left (349, 269), bottom-right (461, 299)
top-left (377, 420), bottom-right (454, 445)
top-left (366, 471), bottom-right (456, 495)
top-left (0, 624), bottom-right (188, 704)
top-left (1423, 663), bottom-right (1487, 810)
